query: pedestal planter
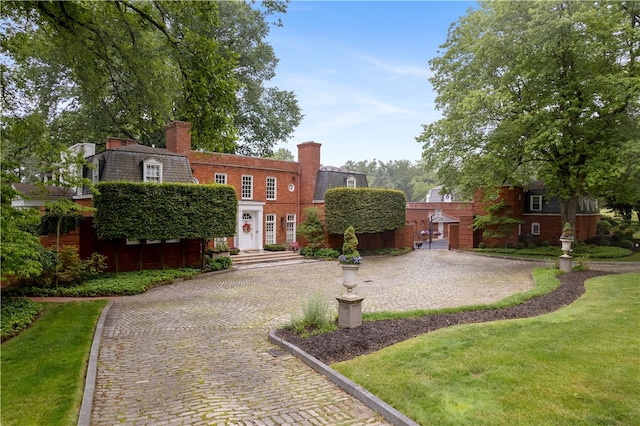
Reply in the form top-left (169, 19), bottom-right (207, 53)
top-left (559, 238), bottom-right (573, 272)
top-left (340, 264), bottom-right (360, 294)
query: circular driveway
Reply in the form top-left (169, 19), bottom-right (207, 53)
top-left (89, 251), bottom-right (558, 424)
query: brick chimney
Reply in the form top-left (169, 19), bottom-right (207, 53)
top-left (106, 138), bottom-right (137, 150)
top-left (297, 142), bottom-right (321, 204)
top-left (165, 121), bottom-right (192, 155)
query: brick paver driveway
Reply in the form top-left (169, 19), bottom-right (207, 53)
top-left (89, 250), bottom-right (637, 425)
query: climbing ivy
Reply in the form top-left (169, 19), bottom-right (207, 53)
top-left (93, 182), bottom-right (237, 240)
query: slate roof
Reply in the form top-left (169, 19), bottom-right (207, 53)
top-left (13, 183), bottom-right (76, 198)
top-left (313, 166), bottom-right (368, 200)
top-left (83, 144), bottom-right (193, 194)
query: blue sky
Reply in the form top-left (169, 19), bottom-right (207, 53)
top-left (267, 1), bottom-right (477, 167)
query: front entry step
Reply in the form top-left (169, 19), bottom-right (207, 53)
top-left (231, 250), bottom-right (305, 266)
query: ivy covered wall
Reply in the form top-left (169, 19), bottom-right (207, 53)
top-left (93, 182), bottom-right (237, 240)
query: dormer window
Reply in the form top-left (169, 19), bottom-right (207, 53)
top-left (92, 159), bottom-right (99, 184)
top-left (346, 176), bottom-right (356, 188)
top-left (143, 158), bottom-right (162, 183)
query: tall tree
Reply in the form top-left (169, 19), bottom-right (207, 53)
top-left (418, 1), bottom-right (640, 231)
top-left (2, 0), bottom-right (300, 170)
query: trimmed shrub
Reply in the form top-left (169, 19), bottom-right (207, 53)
top-left (515, 242), bottom-right (526, 250)
top-left (619, 239), bottom-right (634, 250)
top-left (324, 188), bottom-right (405, 234)
top-left (264, 244), bottom-right (286, 251)
top-left (93, 182), bottom-right (237, 241)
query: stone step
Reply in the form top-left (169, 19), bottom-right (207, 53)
top-left (230, 250), bottom-right (303, 265)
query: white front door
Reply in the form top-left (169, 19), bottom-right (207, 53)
top-left (239, 212), bottom-right (256, 250)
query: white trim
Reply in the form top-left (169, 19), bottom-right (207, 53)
top-left (143, 158), bottom-right (163, 183)
top-left (241, 175), bottom-right (253, 200)
top-left (530, 194), bottom-right (542, 211)
top-left (531, 222), bottom-right (540, 235)
top-left (266, 176), bottom-right (277, 200)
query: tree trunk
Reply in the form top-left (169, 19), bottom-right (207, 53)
top-left (560, 196), bottom-right (578, 240)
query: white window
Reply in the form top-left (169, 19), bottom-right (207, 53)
top-left (532, 222), bottom-right (540, 235)
top-left (265, 214), bottom-right (276, 245)
top-left (530, 195), bottom-right (542, 211)
top-left (266, 177), bottom-right (277, 200)
top-left (242, 175), bottom-right (253, 199)
top-left (346, 176), bottom-right (356, 188)
top-left (215, 173), bottom-right (227, 184)
top-left (144, 158), bottom-right (162, 183)
top-left (92, 159), bottom-right (99, 184)
top-left (286, 214), bottom-right (296, 242)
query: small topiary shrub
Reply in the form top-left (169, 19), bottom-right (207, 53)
top-left (515, 242), bottom-right (526, 250)
top-left (618, 239), bottom-right (634, 250)
top-left (477, 242), bottom-right (486, 249)
top-left (527, 242), bottom-right (538, 249)
top-left (598, 239), bottom-right (610, 246)
top-left (264, 244), bottom-right (286, 251)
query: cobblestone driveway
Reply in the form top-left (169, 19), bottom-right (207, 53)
top-left (90, 251), bottom-right (638, 425)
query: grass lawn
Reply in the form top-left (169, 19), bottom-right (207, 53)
top-left (1, 300), bottom-right (108, 426)
top-left (333, 273), bottom-right (640, 425)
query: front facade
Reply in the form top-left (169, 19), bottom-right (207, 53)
top-left (407, 185), bottom-right (599, 249)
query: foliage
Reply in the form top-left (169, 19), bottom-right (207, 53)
top-left (341, 159), bottom-right (438, 202)
top-left (472, 199), bottom-right (523, 243)
top-left (215, 241), bottom-right (229, 252)
top-left (0, 163), bottom-right (45, 279)
top-left (264, 243), bottom-right (286, 251)
top-left (418, 1), bottom-right (640, 231)
top-left (204, 255), bottom-right (232, 272)
top-left (474, 245), bottom-right (632, 259)
top-left (324, 188), bottom-right (406, 234)
top-left (267, 148), bottom-right (295, 161)
top-left (93, 182), bottom-right (237, 240)
top-left (38, 212), bottom-right (83, 236)
top-left (289, 292), bottom-right (336, 336)
top-left (336, 273), bottom-right (640, 425)
top-left (3, 268), bottom-right (199, 297)
top-left (296, 207), bottom-right (326, 252)
top-left (2, 0), bottom-right (299, 159)
top-left (312, 248), bottom-right (340, 260)
top-left (1, 298), bottom-right (43, 342)
top-left (340, 225), bottom-right (360, 262)
top-left (1, 301), bottom-right (108, 426)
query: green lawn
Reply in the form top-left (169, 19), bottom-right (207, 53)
top-left (334, 273), bottom-right (640, 425)
top-left (1, 301), bottom-right (108, 426)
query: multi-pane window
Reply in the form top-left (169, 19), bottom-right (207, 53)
top-left (143, 158), bottom-right (162, 183)
top-left (265, 214), bottom-right (276, 245)
top-left (532, 223), bottom-right (540, 235)
top-left (530, 195), bottom-right (542, 211)
top-left (346, 176), bottom-right (356, 188)
top-left (241, 175), bottom-right (253, 199)
top-left (215, 173), bottom-right (227, 184)
top-left (266, 177), bottom-right (277, 200)
top-left (286, 214), bottom-right (296, 242)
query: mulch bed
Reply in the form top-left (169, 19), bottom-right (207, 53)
top-left (275, 270), bottom-right (611, 364)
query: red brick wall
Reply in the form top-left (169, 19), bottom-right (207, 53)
top-left (448, 223), bottom-right (460, 249)
top-left (522, 214), bottom-right (599, 244)
top-left (406, 202), bottom-right (474, 245)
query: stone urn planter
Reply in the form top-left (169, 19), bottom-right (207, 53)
top-left (341, 264), bottom-right (360, 293)
top-left (560, 238), bottom-right (573, 257)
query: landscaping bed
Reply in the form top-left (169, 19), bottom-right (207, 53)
top-left (275, 270), bottom-right (609, 364)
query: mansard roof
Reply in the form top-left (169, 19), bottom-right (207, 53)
top-left (313, 166), bottom-right (368, 200)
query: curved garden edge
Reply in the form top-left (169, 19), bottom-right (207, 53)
top-left (274, 270), bottom-right (611, 365)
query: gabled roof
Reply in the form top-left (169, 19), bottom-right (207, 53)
top-left (313, 166), bottom-right (368, 200)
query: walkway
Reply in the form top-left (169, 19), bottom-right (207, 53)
top-left (88, 251), bottom-right (639, 425)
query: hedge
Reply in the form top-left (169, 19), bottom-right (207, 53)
top-left (93, 182), bottom-right (237, 240)
top-left (324, 188), bottom-right (406, 234)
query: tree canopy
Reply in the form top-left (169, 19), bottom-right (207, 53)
top-left (418, 1), bottom-right (640, 229)
top-left (1, 0), bottom-right (301, 173)
top-left (341, 159), bottom-right (437, 202)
